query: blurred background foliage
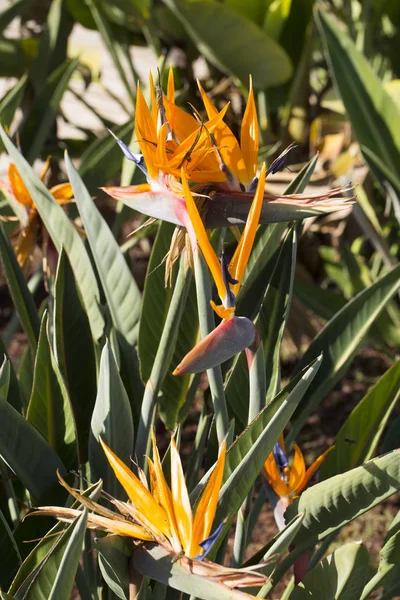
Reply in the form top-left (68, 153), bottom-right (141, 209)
top-left (0, 0), bottom-right (399, 599)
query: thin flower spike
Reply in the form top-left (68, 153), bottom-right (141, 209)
top-left (170, 438), bottom-right (193, 553)
top-left (240, 75), bottom-right (259, 183)
top-left (182, 164), bottom-right (266, 318)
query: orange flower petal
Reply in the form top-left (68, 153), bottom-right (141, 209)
top-left (8, 164), bottom-right (33, 208)
top-left (149, 72), bottom-right (158, 125)
top-left (164, 96), bottom-right (198, 143)
top-left (99, 438), bottom-right (170, 536)
top-left (288, 443), bottom-right (306, 493)
top-left (190, 440), bottom-right (226, 557)
top-left (297, 446), bottom-right (335, 495)
top-left (240, 76), bottom-right (259, 182)
top-left (167, 66), bottom-right (175, 104)
top-left (264, 452), bottom-right (291, 497)
top-left (135, 83), bottom-right (158, 179)
top-left (50, 183), bottom-right (74, 203)
top-left (229, 163), bottom-right (266, 292)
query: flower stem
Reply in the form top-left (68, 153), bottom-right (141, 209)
top-left (193, 250), bottom-right (229, 444)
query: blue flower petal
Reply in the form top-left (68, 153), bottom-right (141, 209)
top-left (273, 441), bottom-right (288, 470)
top-left (108, 129), bottom-right (148, 176)
top-left (195, 521), bottom-right (226, 561)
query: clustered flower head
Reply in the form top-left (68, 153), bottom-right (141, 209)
top-left (264, 434), bottom-right (334, 508)
top-left (36, 435), bottom-right (267, 591)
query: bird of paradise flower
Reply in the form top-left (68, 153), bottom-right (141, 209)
top-left (34, 435), bottom-right (268, 591)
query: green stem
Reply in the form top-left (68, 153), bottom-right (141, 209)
top-left (193, 250), bottom-right (229, 444)
top-left (0, 459), bottom-right (19, 528)
top-left (135, 260), bottom-right (192, 467)
top-left (232, 336), bottom-right (266, 566)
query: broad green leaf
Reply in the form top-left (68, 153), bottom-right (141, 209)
top-left (53, 249), bottom-right (97, 463)
top-left (20, 58), bottom-right (79, 163)
top-left (66, 152), bottom-right (141, 347)
top-left (289, 542), bottom-right (370, 600)
top-left (89, 342), bottom-right (134, 500)
top-left (360, 512), bottom-right (400, 600)
top-left (0, 395), bottom-right (65, 502)
top-left (26, 313), bottom-right (78, 471)
top-left (287, 449), bottom-right (400, 547)
top-left (138, 222), bottom-right (198, 429)
top-left (317, 10), bottom-right (400, 195)
top-left (0, 126), bottom-right (105, 341)
top-left (47, 510), bottom-right (87, 600)
top-left (133, 544), bottom-right (259, 600)
top-left (294, 281), bottom-right (346, 321)
top-left (79, 121), bottom-right (134, 194)
top-left (9, 480), bottom-right (102, 595)
top-left (0, 331), bottom-right (23, 413)
top-left (0, 223), bottom-right (40, 352)
top-left (0, 508), bottom-right (21, 591)
top-left (206, 356), bottom-right (322, 557)
top-left (162, 0), bottom-right (292, 88)
top-left (225, 0), bottom-right (266, 25)
top-left (321, 360), bottom-right (400, 479)
top-left (288, 263), bottom-right (400, 443)
top-left (95, 536), bottom-right (131, 600)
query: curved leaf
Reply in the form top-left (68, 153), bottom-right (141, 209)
top-left (289, 542), bottom-right (370, 600)
top-left (321, 360), bottom-right (400, 479)
top-left (0, 126), bottom-right (105, 341)
top-left (26, 313), bottom-right (78, 471)
top-left (287, 449), bottom-right (400, 547)
top-left (288, 263), bottom-right (400, 443)
top-left (162, 0), bottom-right (292, 88)
top-left (66, 152), bottom-right (141, 347)
top-left (53, 248), bottom-right (97, 463)
top-left (89, 342), bottom-right (134, 500)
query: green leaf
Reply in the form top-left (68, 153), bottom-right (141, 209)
top-left (133, 544), bottom-right (259, 600)
top-left (287, 449), bottom-right (400, 547)
top-left (203, 356), bottom-right (322, 557)
top-left (225, 0), bottom-right (267, 26)
top-left (288, 263), bottom-right (400, 444)
top-left (321, 360), bottom-right (400, 479)
top-left (0, 395), bottom-right (65, 502)
top-left (0, 508), bottom-right (21, 591)
top-left (53, 248), bottom-right (97, 463)
top-left (9, 480), bottom-right (102, 595)
top-left (89, 342), bottom-right (134, 500)
top-left (26, 313), bottom-right (78, 471)
top-left (0, 336), bottom-right (21, 411)
top-left (316, 10), bottom-right (400, 195)
top-left (226, 227), bottom-right (297, 425)
top-left (0, 356), bottom-right (10, 400)
top-left (19, 58), bottom-right (79, 163)
top-left (66, 152), bottom-right (141, 347)
top-left (0, 74), bottom-right (27, 133)
top-left (289, 542), bottom-right (370, 600)
top-left (47, 510), bottom-right (87, 600)
top-left (0, 223), bottom-right (40, 352)
top-left (95, 536), bottom-right (131, 600)
top-left (162, 0), bottom-right (292, 88)
top-left (0, 126), bottom-right (105, 341)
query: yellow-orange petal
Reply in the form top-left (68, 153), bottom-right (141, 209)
top-left (50, 183), bottom-right (74, 203)
top-left (288, 443), bottom-right (306, 493)
top-left (167, 66), bottom-right (175, 104)
top-left (297, 446), bottom-right (335, 496)
top-left (210, 301), bottom-right (235, 320)
top-left (240, 76), bottom-right (259, 182)
top-left (264, 452), bottom-right (291, 497)
top-left (135, 82), bottom-right (158, 179)
top-left (170, 438), bottom-right (193, 554)
top-left (151, 432), bottom-right (182, 552)
top-left (190, 441), bottom-right (226, 557)
top-left (99, 438), bottom-right (170, 536)
top-left (229, 163), bottom-right (266, 292)
top-left (149, 72), bottom-right (158, 125)
top-left (13, 214), bottom-right (40, 269)
top-left (181, 170), bottom-right (226, 304)
top-left (163, 96), bottom-right (198, 144)
top-left (8, 164), bottom-right (33, 208)
top-left (197, 82), bottom-right (247, 183)
top-left (156, 122), bottom-right (169, 170)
